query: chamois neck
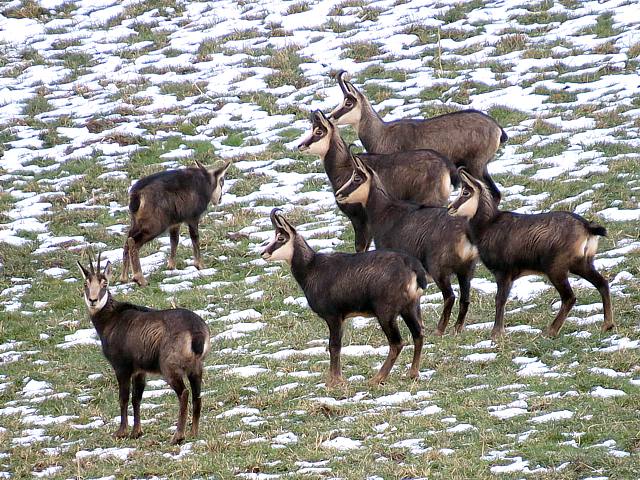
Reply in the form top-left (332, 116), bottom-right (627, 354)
top-left (468, 188), bottom-right (499, 234)
top-left (88, 292), bottom-right (116, 338)
top-left (365, 177), bottom-right (398, 223)
top-left (357, 100), bottom-right (385, 151)
top-left (289, 235), bottom-right (317, 288)
top-left (323, 133), bottom-right (352, 189)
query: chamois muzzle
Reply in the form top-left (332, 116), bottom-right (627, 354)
top-left (447, 204), bottom-right (457, 216)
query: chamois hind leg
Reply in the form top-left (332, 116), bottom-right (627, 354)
top-left (492, 272), bottom-right (513, 340)
top-left (188, 366), bottom-right (203, 437)
top-left (544, 272), bottom-right (576, 337)
top-left (453, 269), bottom-right (472, 334)
top-left (401, 302), bottom-right (424, 379)
top-left (167, 225), bottom-right (180, 270)
top-left (433, 276), bottom-right (455, 336)
top-left (130, 372), bottom-right (146, 439)
top-left (371, 310), bottom-right (404, 385)
top-left (570, 261), bottom-right (614, 332)
top-left (165, 371), bottom-right (189, 445)
top-left (326, 316), bottom-right (345, 387)
top-left (187, 221), bottom-right (204, 270)
top-left (482, 166), bottom-right (501, 204)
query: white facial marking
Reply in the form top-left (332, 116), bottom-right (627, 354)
top-left (337, 171), bottom-right (370, 205)
top-left (333, 101), bottom-right (361, 128)
top-left (452, 186), bottom-right (479, 218)
top-left (84, 279), bottom-right (108, 314)
top-left (305, 132), bottom-right (331, 157)
top-left (264, 235), bottom-right (295, 263)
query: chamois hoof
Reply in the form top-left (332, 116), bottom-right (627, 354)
top-left (490, 328), bottom-right (505, 341)
top-left (133, 275), bottom-right (148, 287)
top-left (408, 368), bottom-right (419, 380)
top-left (113, 428), bottom-right (128, 439)
top-left (369, 375), bottom-right (388, 386)
top-left (130, 428), bottom-right (143, 439)
top-left (542, 327), bottom-right (559, 338)
top-left (167, 259), bottom-right (176, 270)
top-left (601, 322), bottom-right (615, 332)
top-left (194, 260), bottom-right (204, 270)
top-left (433, 328), bottom-right (445, 337)
top-left (325, 375), bottom-right (346, 388)
top-left (170, 433), bottom-right (185, 445)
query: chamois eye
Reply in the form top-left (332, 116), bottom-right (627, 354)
top-left (354, 175), bottom-right (362, 183)
top-left (314, 128), bottom-right (323, 136)
top-left (277, 235), bottom-right (285, 242)
top-left (345, 99), bottom-right (353, 107)
top-left (462, 189), bottom-right (471, 196)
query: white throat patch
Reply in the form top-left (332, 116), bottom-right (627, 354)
top-left (84, 289), bottom-right (108, 314)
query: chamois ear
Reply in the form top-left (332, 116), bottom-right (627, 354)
top-left (77, 261), bottom-right (90, 280)
top-left (103, 261), bottom-right (113, 282)
top-left (276, 212), bottom-right (296, 235)
top-left (195, 159), bottom-right (207, 171)
top-left (218, 160), bottom-right (231, 176)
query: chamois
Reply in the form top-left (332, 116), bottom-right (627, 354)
top-left (261, 208), bottom-right (427, 386)
top-left (329, 70), bottom-right (507, 202)
top-left (298, 110), bottom-right (458, 252)
top-left (77, 252), bottom-right (211, 444)
top-left (121, 160), bottom-right (231, 286)
top-left (335, 155), bottom-right (478, 335)
top-left (448, 169), bottom-right (614, 340)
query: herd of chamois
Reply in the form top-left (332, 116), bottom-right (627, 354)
top-left (78, 70), bottom-right (614, 443)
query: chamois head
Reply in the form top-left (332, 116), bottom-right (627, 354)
top-left (77, 252), bottom-right (112, 314)
top-left (447, 168), bottom-right (485, 218)
top-left (194, 159), bottom-right (232, 205)
top-left (335, 148), bottom-right (373, 206)
top-left (298, 110), bottom-right (333, 157)
top-left (328, 70), bottom-right (363, 127)
top-left (261, 208), bottom-right (297, 263)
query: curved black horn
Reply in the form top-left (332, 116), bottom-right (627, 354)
top-left (270, 208), bottom-right (284, 227)
top-left (96, 251), bottom-right (102, 273)
top-left (87, 250), bottom-right (95, 274)
top-left (335, 70), bottom-right (349, 94)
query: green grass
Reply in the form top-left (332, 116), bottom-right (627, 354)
top-left (2, 1), bottom-right (640, 478)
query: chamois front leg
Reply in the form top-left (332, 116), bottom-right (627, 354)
top-left (326, 317), bottom-right (346, 387)
top-left (492, 272), bottom-right (513, 340)
top-left (351, 215), bottom-right (371, 253)
top-left (114, 370), bottom-right (132, 439)
top-left (130, 372), bottom-right (146, 439)
top-left (120, 236), bottom-right (131, 283)
top-left (453, 270), bottom-right (472, 334)
top-left (167, 225), bottom-right (180, 270)
top-left (188, 221), bottom-right (204, 270)
top-left (371, 312), bottom-right (404, 385)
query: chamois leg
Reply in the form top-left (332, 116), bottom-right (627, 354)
top-left (482, 166), bottom-right (501, 204)
top-left (492, 272), bottom-right (513, 340)
top-left (127, 237), bottom-right (147, 287)
top-left (120, 236), bottom-right (131, 283)
top-left (166, 373), bottom-right (189, 445)
top-left (130, 372), bottom-right (146, 439)
top-left (188, 367), bottom-right (203, 437)
top-left (401, 303), bottom-right (424, 379)
top-left (114, 370), bottom-right (131, 439)
top-left (326, 317), bottom-right (345, 387)
top-left (570, 262), bottom-right (614, 332)
top-left (187, 221), bottom-right (204, 270)
top-left (167, 225), bottom-right (180, 270)
top-left (454, 270), bottom-right (472, 334)
top-left (371, 312), bottom-right (404, 385)
top-left (351, 215), bottom-right (371, 253)
top-left (544, 273), bottom-right (576, 337)
top-left (433, 276), bottom-right (456, 336)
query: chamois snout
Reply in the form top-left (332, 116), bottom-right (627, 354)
top-left (447, 204), bottom-right (457, 216)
